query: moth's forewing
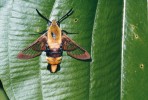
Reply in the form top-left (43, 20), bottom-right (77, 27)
top-left (17, 34), bottom-right (47, 59)
top-left (62, 34), bottom-right (90, 60)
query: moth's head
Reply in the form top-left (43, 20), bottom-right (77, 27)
top-left (47, 19), bottom-right (60, 27)
top-left (49, 20), bottom-right (59, 26)
top-left (51, 20), bottom-right (56, 25)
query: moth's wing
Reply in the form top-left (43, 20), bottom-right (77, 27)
top-left (17, 34), bottom-right (47, 59)
top-left (62, 34), bottom-right (90, 60)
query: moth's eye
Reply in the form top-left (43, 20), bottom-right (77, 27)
top-left (48, 22), bottom-right (51, 26)
top-left (57, 22), bottom-right (60, 27)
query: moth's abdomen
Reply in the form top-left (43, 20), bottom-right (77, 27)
top-left (46, 48), bottom-right (63, 58)
top-left (46, 57), bottom-right (62, 73)
top-left (45, 46), bottom-right (63, 73)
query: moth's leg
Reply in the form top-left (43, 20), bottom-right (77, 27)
top-left (62, 30), bottom-right (78, 35)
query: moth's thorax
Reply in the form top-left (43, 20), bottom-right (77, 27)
top-left (48, 43), bottom-right (60, 49)
top-left (47, 19), bottom-right (62, 47)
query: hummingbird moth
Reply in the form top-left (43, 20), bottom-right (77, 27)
top-left (17, 9), bottom-right (90, 73)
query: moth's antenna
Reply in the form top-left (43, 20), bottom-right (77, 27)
top-left (36, 9), bottom-right (51, 24)
top-left (57, 8), bottom-right (74, 24)
top-left (57, 16), bottom-right (60, 26)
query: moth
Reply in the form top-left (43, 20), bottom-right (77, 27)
top-left (17, 9), bottom-right (90, 73)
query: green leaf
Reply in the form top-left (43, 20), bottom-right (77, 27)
top-left (0, 0), bottom-right (147, 100)
top-left (121, 0), bottom-right (148, 100)
top-left (90, 1), bottom-right (122, 100)
top-left (0, 81), bottom-right (8, 100)
top-left (0, 88), bottom-right (8, 100)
